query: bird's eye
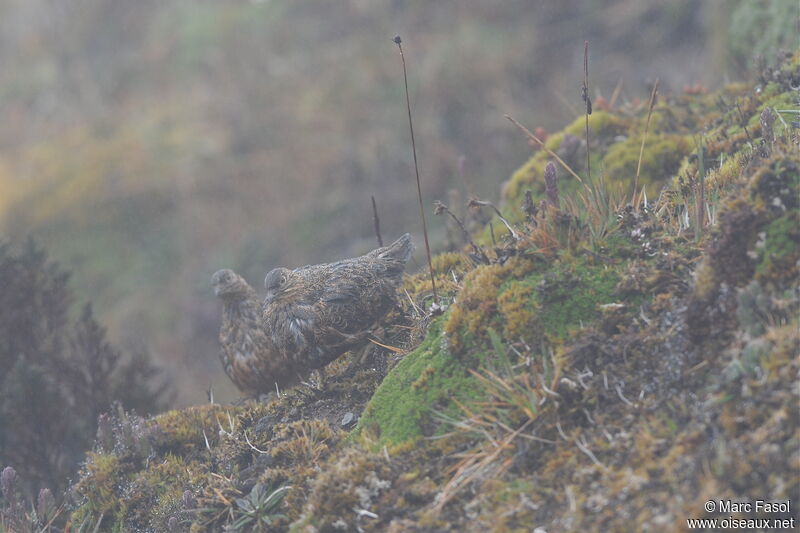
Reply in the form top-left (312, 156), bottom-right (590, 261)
top-left (279, 275), bottom-right (286, 285)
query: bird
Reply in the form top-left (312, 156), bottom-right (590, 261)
top-left (212, 233), bottom-right (414, 396)
top-left (262, 233), bottom-right (415, 382)
top-left (211, 268), bottom-right (278, 396)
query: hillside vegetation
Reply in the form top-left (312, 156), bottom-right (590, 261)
top-left (36, 51), bottom-right (799, 532)
top-left (1, 0), bottom-right (775, 404)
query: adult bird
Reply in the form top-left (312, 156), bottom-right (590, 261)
top-left (262, 233), bottom-right (414, 381)
top-left (212, 234), bottom-right (414, 395)
top-left (211, 268), bottom-right (279, 396)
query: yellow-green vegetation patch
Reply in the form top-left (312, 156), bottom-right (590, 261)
top-left (544, 110), bottom-right (630, 154)
top-left (360, 252), bottom-right (621, 447)
top-left (562, 110), bottom-right (630, 139)
top-left (69, 453), bottom-right (126, 527)
top-left (119, 454), bottom-right (195, 531)
top-left (602, 134), bottom-right (693, 196)
top-left (497, 281), bottom-right (539, 340)
top-left (503, 111), bottom-right (631, 205)
top-left (446, 254), bottom-right (620, 350)
top-left (293, 448), bottom-right (393, 532)
top-left (71, 453), bottom-right (196, 532)
top-left (444, 257), bottom-right (539, 349)
top-left (523, 257), bottom-right (621, 340)
top-left (504, 149), bottom-right (548, 203)
top-left (152, 404), bottom-right (238, 455)
top-left (755, 210), bottom-right (800, 284)
top-left (357, 318), bottom-right (486, 446)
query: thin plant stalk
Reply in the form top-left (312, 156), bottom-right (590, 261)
top-left (582, 41), bottom-right (592, 182)
top-left (695, 143), bottom-right (705, 242)
top-left (433, 201), bottom-right (489, 263)
top-left (634, 78), bottom-right (659, 203)
top-left (394, 35), bottom-right (439, 307)
top-left (468, 198), bottom-right (519, 241)
top-left (505, 114), bottom-right (584, 186)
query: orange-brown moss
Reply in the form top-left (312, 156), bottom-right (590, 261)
top-left (497, 281), bottom-right (539, 341)
top-left (443, 256), bottom-right (538, 352)
top-left (444, 262), bottom-right (511, 352)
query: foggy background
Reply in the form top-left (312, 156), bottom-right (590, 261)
top-left (0, 0), bottom-right (790, 405)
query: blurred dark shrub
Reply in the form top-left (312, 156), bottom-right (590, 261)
top-left (0, 238), bottom-right (171, 499)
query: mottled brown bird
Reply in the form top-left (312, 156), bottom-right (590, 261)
top-left (262, 233), bottom-right (414, 384)
top-left (212, 234), bottom-right (414, 396)
top-left (211, 268), bottom-right (277, 396)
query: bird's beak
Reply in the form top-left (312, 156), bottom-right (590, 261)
top-left (264, 290), bottom-right (274, 304)
top-left (214, 286), bottom-right (221, 296)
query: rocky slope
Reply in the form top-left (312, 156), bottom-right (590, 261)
top-left (64, 52), bottom-right (798, 533)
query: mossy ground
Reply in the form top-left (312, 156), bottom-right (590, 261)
top-left (357, 317), bottom-right (486, 446)
top-left (66, 53), bottom-right (799, 532)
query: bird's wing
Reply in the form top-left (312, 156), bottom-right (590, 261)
top-left (317, 281), bottom-right (364, 331)
top-left (316, 266), bottom-right (397, 335)
top-left (264, 300), bottom-right (317, 354)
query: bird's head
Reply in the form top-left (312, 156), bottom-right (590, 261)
top-left (263, 267), bottom-right (294, 303)
top-left (211, 269), bottom-right (252, 299)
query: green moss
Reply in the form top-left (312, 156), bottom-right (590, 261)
top-left (448, 252), bottom-right (620, 348)
top-left (151, 404), bottom-right (236, 456)
top-left (357, 318), bottom-right (486, 446)
top-left (71, 453), bottom-right (126, 526)
top-left (561, 111), bottom-right (630, 140)
top-left (123, 454), bottom-right (193, 530)
top-left (294, 448), bottom-right (394, 532)
top-left (444, 258), bottom-right (539, 350)
top-left (602, 134), bottom-right (693, 195)
top-left (71, 448), bottom-right (200, 531)
top-left (431, 251), bottom-right (470, 273)
top-left (503, 150), bottom-right (549, 204)
top-left (362, 251), bottom-right (619, 448)
top-left (705, 151), bottom-right (746, 191)
top-left (755, 210), bottom-right (800, 284)
top-left (503, 112), bottom-right (629, 204)
top-left (515, 258), bottom-right (620, 340)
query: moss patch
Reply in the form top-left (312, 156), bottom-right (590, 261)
top-left (755, 210), bottom-right (800, 284)
top-left (602, 134), bottom-right (693, 195)
top-left (357, 318), bottom-right (485, 446)
top-left (529, 259), bottom-right (621, 340)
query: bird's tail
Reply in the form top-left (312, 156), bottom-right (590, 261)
top-left (380, 233), bottom-right (415, 264)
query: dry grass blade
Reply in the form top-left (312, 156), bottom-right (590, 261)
top-left (244, 429), bottom-right (269, 454)
top-left (634, 78), bottom-right (659, 203)
top-left (91, 511), bottom-right (106, 533)
top-left (432, 333), bottom-right (549, 513)
top-left (505, 114), bottom-right (585, 186)
top-left (367, 337), bottom-right (406, 354)
top-left (469, 368), bottom-right (538, 421)
top-left (694, 142), bottom-right (706, 242)
top-left (435, 419), bottom-right (532, 512)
